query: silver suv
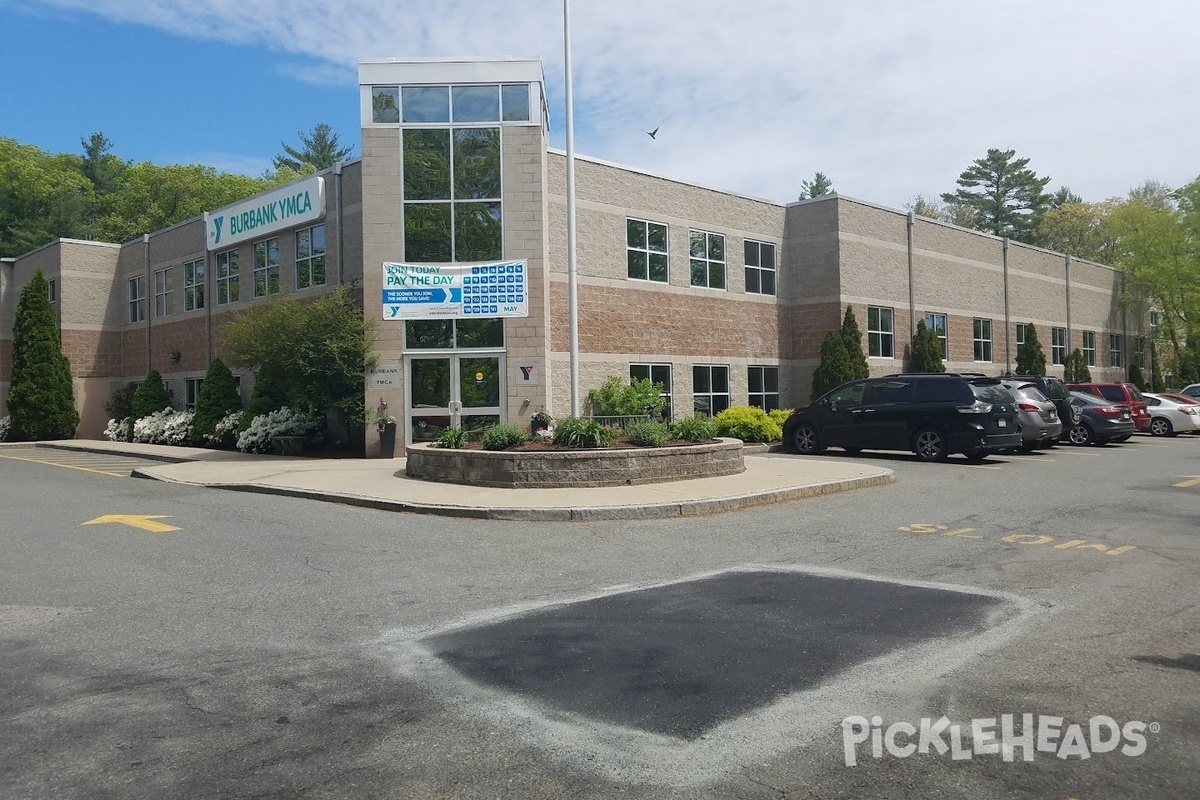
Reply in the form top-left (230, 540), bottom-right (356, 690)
top-left (1000, 379), bottom-right (1063, 451)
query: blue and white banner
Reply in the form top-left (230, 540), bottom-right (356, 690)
top-left (381, 260), bottom-right (529, 320)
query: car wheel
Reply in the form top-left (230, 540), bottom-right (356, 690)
top-left (792, 423), bottom-right (823, 455)
top-left (1068, 424), bottom-right (1093, 446)
top-left (913, 428), bottom-right (948, 462)
top-left (1150, 417), bottom-right (1173, 437)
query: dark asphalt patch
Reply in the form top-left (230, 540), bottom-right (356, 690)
top-left (423, 570), bottom-right (1004, 739)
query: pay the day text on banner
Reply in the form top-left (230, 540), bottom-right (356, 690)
top-left (381, 260), bottom-right (529, 320)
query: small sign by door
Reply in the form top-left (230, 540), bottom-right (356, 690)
top-left (516, 364), bottom-right (537, 385)
top-left (369, 365), bottom-right (400, 389)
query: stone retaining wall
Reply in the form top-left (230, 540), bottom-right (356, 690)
top-left (405, 438), bottom-right (746, 488)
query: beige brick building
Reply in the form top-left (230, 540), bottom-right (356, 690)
top-left (0, 57), bottom-right (1152, 451)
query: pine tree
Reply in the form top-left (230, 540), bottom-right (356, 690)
top-left (1015, 325), bottom-right (1048, 376)
top-left (840, 307), bottom-right (870, 380)
top-left (273, 124), bottom-right (353, 171)
top-left (189, 358), bottom-right (243, 445)
top-left (6, 270), bottom-right (79, 440)
top-left (811, 331), bottom-right (852, 400)
top-left (131, 370), bottom-right (172, 420)
top-left (797, 171), bottom-right (834, 200)
top-left (908, 320), bottom-right (946, 373)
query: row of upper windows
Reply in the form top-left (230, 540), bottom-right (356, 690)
top-left (127, 225), bottom-right (326, 323)
top-left (371, 84), bottom-right (532, 125)
top-left (867, 307), bottom-right (1145, 368)
top-left (626, 218), bottom-right (778, 296)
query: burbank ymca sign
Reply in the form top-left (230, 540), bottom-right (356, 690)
top-left (205, 176), bottom-right (325, 251)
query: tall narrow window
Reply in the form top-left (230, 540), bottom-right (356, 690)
top-left (630, 364), bottom-right (672, 421)
top-left (154, 267), bottom-right (172, 318)
top-left (183, 258), bottom-right (205, 311)
top-left (973, 318), bottom-right (993, 362)
top-left (692, 365), bottom-right (730, 417)
top-left (1109, 333), bottom-right (1123, 368)
top-left (689, 230), bottom-right (726, 289)
top-left (744, 240), bottom-right (776, 295)
top-left (1082, 331), bottom-right (1096, 367)
top-left (924, 312), bottom-right (948, 359)
top-left (129, 276), bottom-right (145, 323)
top-left (216, 250), bottom-right (239, 305)
top-left (184, 378), bottom-right (203, 411)
top-left (1134, 337), bottom-right (1146, 369)
top-left (627, 219), bottom-right (668, 282)
top-left (253, 238), bottom-right (281, 297)
top-left (47, 279), bottom-right (57, 303)
top-left (867, 306), bottom-right (894, 358)
top-left (748, 366), bottom-right (780, 412)
top-left (1051, 327), bottom-right (1067, 365)
top-left (296, 225), bottom-right (326, 289)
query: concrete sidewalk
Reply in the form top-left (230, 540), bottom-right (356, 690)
top-left (25, 440), bottom-right (895, 521)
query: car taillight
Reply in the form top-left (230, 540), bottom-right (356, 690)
top-left (1018, 402), bottom-right (1040, 411)
top-left (1095, 406), bottom-right (1122, 417)
top-left (1182, 407), bottom-right (1200, 416)
top-left (957, 401), bottom-right (993, 414)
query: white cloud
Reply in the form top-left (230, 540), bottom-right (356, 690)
top-left (188, 152), bottom-right (273, 177)
top-left (29, 0), bottom-right (1200, 206)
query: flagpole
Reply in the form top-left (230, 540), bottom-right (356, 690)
top-left (564, 0), bottom-right (581, 416)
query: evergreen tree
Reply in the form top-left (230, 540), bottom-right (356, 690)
top-left (1128, 364), bottom-right (1146, 391)
top-left (189, 358), bottom-right (243, 445)
top-left (941, 148), bottom-right (1052, 243)
top-left (1015, 324), bottom-right (1048, 376)
top-left (240, 366), bottom-right (291, 430)
top-left (273, 123), bottom-right (353, 171)
top-left (1063, 349), bottom-right (1092, 383)
top-left (840, 306), bottom-right (870, 380)
top-left (908, 320), bottom-right (946, 372)
top-left (811, 331), bottom-right (852, 400)
top-left (5, 270), bottom-right (79, 440)
top-left (797, 171), bottom-right (834, 200)
top-left (131, 370), bottom-right (172, 420)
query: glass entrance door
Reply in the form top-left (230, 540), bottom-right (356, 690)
top-left (405, 354), bottom-right (505, 443)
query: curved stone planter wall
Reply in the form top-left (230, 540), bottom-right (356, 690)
top-left (405, 438), bottom-right (746, 488)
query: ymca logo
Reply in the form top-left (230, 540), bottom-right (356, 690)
top-left (211, 216), bottom-right (224, 245)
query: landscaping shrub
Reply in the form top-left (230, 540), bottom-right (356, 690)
top-left (480, 424), bottom-right (529, 451)
top-left (908, 319), bottom-right (945, 373)
top-left (236, 407), bottom-right (323, 454)
top-left (0, 415), bottom-right (10, 442)
top-left (1016, 325), bottom-right (1048, 376)
top-left (626, 420), bottom-right (669, 447)
top-left (132, 409), bottom-right (194, 446)
top-left (131, 370), bottom-right (172, 421)
top-left (105, 382), bottom-right (137, 440)
top-left (587, 375), bottom-right (665, 417)
top-left (768, 408), bottom-right (793, 428)
top-left (190, 358), bottom-right (243, 445)
top-left (553, 417), bottom-right (620, 448)
top-left (811, 330), bottom-right (852, 400)
top-left (6, 269), bottom-right (79, 441)
top-left (435, 425), bottom-right (469, 449)
top-left (240, 367), bottom-right (290, 431)
top-left (670, 415), bottom-right (717, 442)
top-left (104, 418), bottom-right (129, 442)
top-left (713, 406), bottom-right (783, 442)
top-left (207, 411), bottom-right (244, 448)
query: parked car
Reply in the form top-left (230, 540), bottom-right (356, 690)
top-left (1065, 391), bottom-right (1136, 445)
top-left (784, 374), bottom-right (1022, 462)
top-left (1142, 392), bottom-right (1200, 436)
top-left (1159, 392), bottom-right (1200, 406)
top-left (1181, 384), bottom-right (1200, 400)
top-left (1067, 382), bottom-right (1151, 432)
top-left (999, 379), bottom-right (1063, 450)
top-left (1011, 375), bottom-right (1084, 432)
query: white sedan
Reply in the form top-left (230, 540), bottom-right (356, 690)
top-left (1143, 393), bottom-right (1200, 436)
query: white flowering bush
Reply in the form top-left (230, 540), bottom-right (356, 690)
top-left (0, 415), bottom-right (10, 442)
top-left (132, 409), bottom-right (195, 446)
top-left (205, 411), bottom-right (244, 448)
top-left (104, 418), bottom-right (130, 442)
top-left (236, 407), bottom-right (323, 454)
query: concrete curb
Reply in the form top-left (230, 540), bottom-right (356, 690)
top-left (34, 442), bottom-right (195, 464)
top-left (130, 467), bottom-right (895, 521)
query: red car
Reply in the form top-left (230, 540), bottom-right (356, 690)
top-left (1067, 382), bottom-right (1151, 432)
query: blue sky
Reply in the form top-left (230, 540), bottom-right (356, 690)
top-left (3, 0), bottom-right (1198, 208)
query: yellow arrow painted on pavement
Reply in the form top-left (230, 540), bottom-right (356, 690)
top-left (1174, 476), bottom-right (1200, 489)
top-left (82, 515), bottom-right (180, 533)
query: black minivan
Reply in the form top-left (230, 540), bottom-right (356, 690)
top-left (783, 374), bottom-right (1022, 462)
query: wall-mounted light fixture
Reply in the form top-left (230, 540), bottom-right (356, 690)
top-left (169, 351), bottom-right (181, 362)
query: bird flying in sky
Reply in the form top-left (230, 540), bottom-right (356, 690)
top-left (646, 127), bottom-right (659, 139)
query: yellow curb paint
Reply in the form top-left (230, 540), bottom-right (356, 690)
top-left (0, 455), bottom-right (126, 477)
top-left (82, 515), bottom-right (180, 533)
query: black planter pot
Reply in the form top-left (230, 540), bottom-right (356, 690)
top-left (378, 422), bottom-right (397, 458)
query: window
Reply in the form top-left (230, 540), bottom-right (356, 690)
top-left (924, 312), bottom-right (948, 359)
top-left (627, 219), bottom-right (668, 282)
top-left (744, 241), bottom-right (776, 295)
top-left (154, 267), bottom-right (172, 318)
top-left (748, 366), bottom-right (780, 412)
top-left (1051, 327), bottom-right (1067, 365)
top-left (372, 86), bottom-right (400, 123)
top-left (184, 378), bottom-right (203, 412)
top-left (404, 319), bottom-right (504, 349)
top-left (1016, 323), bottom-right (1030, 349)
top-left (864, 380), bottom-right (913, 404)
top-left (693, 365), bottom-right (730, 417)
top-left (501, 84), bottom-right (531, 121)
top-left (403, 127), bottom-right (502, 263)
top-left (689, 230), bottom-right (726, 289)
top-left (253, 238), bottom-right (281, 297)
top-left (1134, 337), bottom-right (1146, 369)
top-left (867, 306), bottom-right (894, 358)
top-left (47, 279), bottom-right (57, 303)
top-left (183, 258), bottom-right (204, 311)
top-left (128, 276), bottom-right (145, 323)
top-left (1109, 334), bottom-right (1123, 368)
top-left (216, 250), bottom-right (239, 305)
top-left (973, 318), bottom-right (993, 362)
top-left (630, 364), bottom-right (672, 420)
top-left (1082, 331), bottom-right (1096, 367)
top-left (403, 85), bottom-right (450, 123)
top-left (1149, 311), bottom-right (1160, 335)
top-left (296, 225), bottom-right (326, 289)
